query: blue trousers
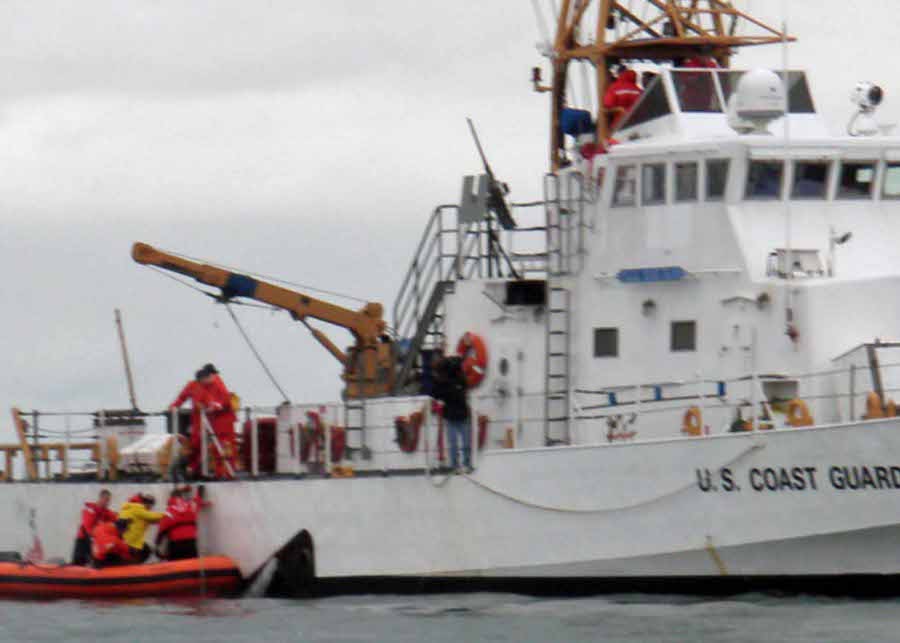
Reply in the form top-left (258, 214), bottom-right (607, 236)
top-left (446, 417), bottom-right (472, 468)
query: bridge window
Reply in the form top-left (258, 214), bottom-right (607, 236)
top-left (594, 328), bottom-right (619, 358)
top-left (837, 161), bottom-right (875, 199)
top-left (705, 159), bottom-right (729, 201)
top-left (746, 160), bottom-right (784, 200)
top-left (617, 76), bottom-right (670, 130)
top-left (671, 321), bottom-right (697, 352)
top-left (641, 164), bottom-right (666, 205)
top-left (672, 71), bottom-right (722, 112)
top-left (675, 162), bottom-right (698, 202)
top-left (792, 161), bottom-right (830, 199)
top-left (884, 163), bottom-right (900, 199)
top-left (613, 165), bottom-right (637, 206)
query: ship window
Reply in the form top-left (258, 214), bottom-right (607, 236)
top-left (746, 160), bottom-right (784, 199)
top-left (641, 163), bottom-right (666, 205)
top-left (613, 165), bottom-right (637, 206)
top-left (671, 321), bottom-right (696, 352)
top-left (672, 71), bottom-right (722, 112)
top-left (792, 161), bottom-right (830, 199)
top-left (883, 163), bottom-right (900, 199)
top-left (675, 162), bottom-right (698, 202)
top-left (705, 159), bottom-right (729, 200)
top-left (594, 328), bottom-right (619, 358)
top-left (837, 161), bottom-right (875, 199)
top-left (617, 76), bottom-right (669, 130)
top-left (718, 70), bottom-right (816, 113)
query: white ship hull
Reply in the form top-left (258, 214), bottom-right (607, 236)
top-left (4, 417), bottom-right (900, 594)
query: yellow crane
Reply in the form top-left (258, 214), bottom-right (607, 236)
top-left (131, 242), bottom-right (394, 398)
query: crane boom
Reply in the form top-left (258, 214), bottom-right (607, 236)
top-left (131, 242), bottom-right (394, 398)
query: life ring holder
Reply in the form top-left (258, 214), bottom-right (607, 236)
top-left (456, 332), bottom-right (488, 389)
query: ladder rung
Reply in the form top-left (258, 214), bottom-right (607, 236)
top-left (547, 416), bottom-right (569, 422)
top-left (548, 352), bottom-right (568, 357)
top-left (549, 331), bottom-right (566, 335)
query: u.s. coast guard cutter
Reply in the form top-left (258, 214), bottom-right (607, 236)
top-left (4, 1), bottom-right (900, 596)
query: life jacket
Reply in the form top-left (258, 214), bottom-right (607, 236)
top-left (91, 522), bottom-right (131, 562)
top-left (76, 502), bottom-right (117, 540)
top-left (157, 497), bottom-right (199, 544)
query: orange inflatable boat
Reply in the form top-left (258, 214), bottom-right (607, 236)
top-left (0, 556), bottom-right (242, 599)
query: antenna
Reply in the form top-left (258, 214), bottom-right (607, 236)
top-left (780, 2), bottom-right (797, 343)
top-left (466, 117), bottom-right (517, 229)
top-left (114, 308), bottom-right (139, 410)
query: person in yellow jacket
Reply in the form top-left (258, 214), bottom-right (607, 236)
top-left (118, 493), bottom-right (165, 563)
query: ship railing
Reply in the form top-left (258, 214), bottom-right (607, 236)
top-left (569, 360), bottom-right (900, 439)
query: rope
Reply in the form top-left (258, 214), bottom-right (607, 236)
top-left (156, 246), bottom-right (368, 305)
top-left (224, 303), bottom-right (291, 403)
top-left (460, 443), bottom-right (763, 514)
top-left (149, 266), bottom-right (217, 299)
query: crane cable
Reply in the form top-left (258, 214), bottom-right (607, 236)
top-left (224, 303), bottom-right (291, 403)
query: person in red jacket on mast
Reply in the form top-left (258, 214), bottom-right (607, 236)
top-left (156, 485), bottom-right (210, 560)
top-left (602, 68), bottom-right (643, 129)
top-left (170, 370), bottom-right (211, 478)
top-left (200, 364), bottom-right (237, 480)
top-left (71, 489), bottom-right (117, 566)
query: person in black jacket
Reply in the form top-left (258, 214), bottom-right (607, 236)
top-left (432, 356), bottom-right (472, 471)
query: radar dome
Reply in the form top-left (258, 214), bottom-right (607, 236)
top-left (727, 69), bottom-right (786, 135)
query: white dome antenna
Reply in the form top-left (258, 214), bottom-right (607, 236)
top-left (727, 69), bottom-right (786, 135)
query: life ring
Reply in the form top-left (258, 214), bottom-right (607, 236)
top-left (864, 392), bottom-right (885, 420)
top-left (456, 332), bottom-right (488, 389)
top-left (299, 412), bottom-right (346, 463)
top-left (394, 411), bottom-right (423, 453)
top-left (682, 407), bottom-right (703, 437)
top-left (786, 398), bottom-right (814, 427)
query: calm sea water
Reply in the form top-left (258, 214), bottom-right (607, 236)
top-left (2, 593), bottom-right (899, 643)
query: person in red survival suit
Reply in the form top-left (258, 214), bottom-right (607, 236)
top-left (602, 68), bottom-right (642, 129)
top-left (170, 370), bottom-right (212, 477)
top-left (199, 363), bottom-right (237, 479)
top-left (71, 489), bottom-right (117, 566)
top-left (156, 485), bottom-right (210, 561)
top-left (91, 519), bottom-right (133, 568)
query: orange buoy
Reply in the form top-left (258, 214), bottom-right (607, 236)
top-left (0, 556), bottom-right (241, 600)
top-left (456, 332), bottom-right (488, 388)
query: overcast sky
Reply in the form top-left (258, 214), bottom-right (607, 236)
top-left (0, 1), bottom-right (896, 440)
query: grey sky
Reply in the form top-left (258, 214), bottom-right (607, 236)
top-left (0, 1), bottom-right (896, 440)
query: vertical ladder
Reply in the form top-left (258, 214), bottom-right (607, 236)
top-left (343, 398), bottom-right (370, 460)
top-left (544, 286), bottom-right (571, 445)
top-left (543, 173), bottom-right (572, 445)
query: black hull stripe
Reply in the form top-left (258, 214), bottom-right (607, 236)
top-left (307, 574), bottom-right (900, 599)
top-left (0, 567), bottom-right (240, 588)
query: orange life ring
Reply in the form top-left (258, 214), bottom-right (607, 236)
top-left (682, 407), bottom-right (703, 437)
top-left (786, 398), bottom-right (814, 427)
top-left (456, 332), bottom-right (488, 388)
